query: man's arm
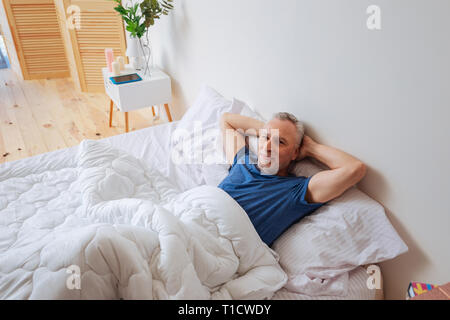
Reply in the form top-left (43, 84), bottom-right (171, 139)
top-left (220, 113), bottom-right (265, 164)
top-left (300, 136), bottom-right (367, 204)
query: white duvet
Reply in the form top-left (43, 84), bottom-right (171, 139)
top-left (0, 140), bottom-right (287, 299)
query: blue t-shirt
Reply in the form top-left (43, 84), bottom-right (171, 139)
top-left (218, 146), bottom-right (326, 247)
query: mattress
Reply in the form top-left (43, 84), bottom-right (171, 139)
top-left (0, 121), bottom-right (381, 300)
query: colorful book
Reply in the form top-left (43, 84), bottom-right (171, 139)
top-left (411, 282), bottom-right (450, 300)
top-left (407, 282), bottom-right (439, 299)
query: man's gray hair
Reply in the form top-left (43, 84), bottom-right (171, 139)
top-left (272, 112), bottom-right (305, 147)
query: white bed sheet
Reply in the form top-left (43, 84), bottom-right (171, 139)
top-left (103, 121), bottom-right (203, 192)
top-left (0, 122), bottom-right (379, 300)
top-left (0, 121), bottom-right (201, 191)
top-left (272, 266), bottom-right (376, 300)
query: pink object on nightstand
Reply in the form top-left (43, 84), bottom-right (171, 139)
top-left (105, 48), bottom-right (114, 72)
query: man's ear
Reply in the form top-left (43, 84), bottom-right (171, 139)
top-left (292, 146), bottom-right (300, 161)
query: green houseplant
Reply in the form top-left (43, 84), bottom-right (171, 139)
top-left (111, 0), bottom-right (174, 75)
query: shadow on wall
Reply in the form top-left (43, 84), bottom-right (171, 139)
top-left (359, 165), bottom-right (428, 300)
top-left (306, 122), bottom-right (429, 300)
top-left (167, 77), bottom-right (186, 121)
top-left (379, 208), bottom-right (430, 300)
top-left (355, 152), bottom-right (429, 300)
top-left (159, 0), bottom-right (190, 120)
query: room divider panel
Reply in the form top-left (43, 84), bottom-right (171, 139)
top-left (54, 0), bottom-right (127, 92)
top-left (2, 0), bottom-right (70, 79)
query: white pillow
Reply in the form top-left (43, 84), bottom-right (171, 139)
top-left (271, 159), bottom-right (408, 296)
top-left (201, 98), bottom-right (267, 186)
top-left (171, 85), bottom-right (246, 186)
top-left (175, 84), bottom-right (244, 133)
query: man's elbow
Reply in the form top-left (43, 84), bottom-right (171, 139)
top-left (352, 161), bottom-right (367, 182)
top-left (343, 161), bottom-right (367, 186)
top-left (220, 112), bottom-right (231, 128)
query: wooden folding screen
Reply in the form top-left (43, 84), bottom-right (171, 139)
top-left (3, 0), bottom-right (70, 79)
top-left (55, 0), bottom-right (127, 92)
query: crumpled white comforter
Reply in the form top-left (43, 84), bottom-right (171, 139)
top-left (0, 140), bottom-right (287, 299)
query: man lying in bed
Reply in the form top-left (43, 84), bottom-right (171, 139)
top-left (218, 112), bottom-right (367, 247)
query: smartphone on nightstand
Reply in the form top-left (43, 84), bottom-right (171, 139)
top-left (109, 73), bottom-right (142, 85)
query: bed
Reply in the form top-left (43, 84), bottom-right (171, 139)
top-left (0, 85), bottom-right (407, 300)
top-left (101, 122), bottom-right (385, 301)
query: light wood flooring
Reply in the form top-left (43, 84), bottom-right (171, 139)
top-left (0, 68), bottom-right (165, 165)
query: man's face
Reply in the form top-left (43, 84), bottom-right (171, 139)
top-left (257, 118), bottom-right (299, 175)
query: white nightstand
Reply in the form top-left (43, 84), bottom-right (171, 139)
top-left (102, 65), bottom-right (173, 132)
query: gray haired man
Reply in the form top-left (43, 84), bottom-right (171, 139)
top-left (218, 111), bottom-right (366, 246)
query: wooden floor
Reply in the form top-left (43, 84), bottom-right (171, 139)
top-left (0, 68), bottom-right (164, 165)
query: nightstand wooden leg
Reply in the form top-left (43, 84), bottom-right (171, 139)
top-left (151, 106), bottom-right (155, 117)
top-left (109, 99), bottom-right (113, 127)
top-left (125, 112), bottom-right (129, 132)
top-left (164, 103), bottom-right (173, 122)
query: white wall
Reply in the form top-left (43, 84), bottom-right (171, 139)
top-left (148, 0), bottom-right (450, 299)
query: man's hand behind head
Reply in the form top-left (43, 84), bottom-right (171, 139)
top-left (296, 135), bottom-right (315, 161)
top-left (221, 113), bottom-right (265, 164)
